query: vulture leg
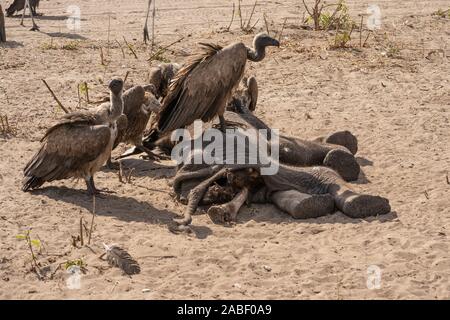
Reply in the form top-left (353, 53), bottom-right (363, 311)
top-left (85, 176), bottom-right (99, 195)
top-left (20, 0), bottom-right (39, 31)
top-left (139, 145), bottom-right (171, 161)
top-left (20, 2), bottom-right (27, 26)
top-left (219, 115), bottom-right (227, 133)
top-left (86, 176), bottom-right (115, 195)
top-left (207, 187), bottom-right (249, 224)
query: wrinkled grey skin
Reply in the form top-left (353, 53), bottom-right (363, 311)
top-left (227, 76), bottom-right (360, 182)
top-left (170, 156), bottom-right (391, 233)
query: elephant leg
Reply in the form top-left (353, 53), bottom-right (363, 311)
top-left (172, 165), bottom-right (222, 194)
top-left (316, 131), bottom-right (358, 155)
top-left (170, 167), bottom-right (230, 233)
top-left (328, 183), bottom-right (391, 218)
top-left (177, 179), bottom-right (202, 204)
top-left (271, 190), bottom-right (335, 219)
top-left (207, 187), bottom-right (249, 224)
top-left (323, 149), bottom-right (360, 182)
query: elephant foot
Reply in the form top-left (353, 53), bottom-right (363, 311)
top-left (324, 131), bottom-right (358, 155)
top-left (271, 190), bottom-right (335, 219)
top-left (207, 187), bottom-right (249, 225)
top-left (342, 194), bottom-right (391, 218)
top-left (323, 149), bottom-right (360, 182)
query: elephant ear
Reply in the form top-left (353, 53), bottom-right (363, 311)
top-left (103, 243), bottom-right (140, 275)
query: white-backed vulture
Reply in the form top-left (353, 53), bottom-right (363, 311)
top-left (147, 63), bottom-right (181, 99)
top-left (108, 85), bottom-right (163, 166)
top-left (142, 33), bottom-right (279, 148)
top-left (22, 78), bottom-right (124, 195)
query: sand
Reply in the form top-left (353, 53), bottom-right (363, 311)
top-left (0, 0), bottom-right (449, 299)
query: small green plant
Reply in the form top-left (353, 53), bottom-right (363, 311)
top-left (16, 230), bottom-right (43, 279)
top-left (16, 233), bottom-right (41, 249)
top-left (332, 29), bottom-right (353, 48)
top-left (64, 259), bottom-right (85, 270)
top-left (432, 8), bottom-right (450, 18)
top-left (386, 42), bottom-right (401, 58)
top-left (303, 0), bottom-right (352, 31)
top-left (152, 51), bottom-right (171, 63)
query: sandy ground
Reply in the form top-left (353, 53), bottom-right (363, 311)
top-left (0, 0), bottom-right (449, 299)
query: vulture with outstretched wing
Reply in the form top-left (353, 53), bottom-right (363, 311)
top-left (22, 78), bottom-right (124, 195)
top-left (142, 33), bottom-right (279, 148)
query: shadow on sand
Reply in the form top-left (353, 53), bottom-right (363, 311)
top-left (0, 40), bottom-right (24, 48)
top-left (215, 204), bottom-right (398, 227)
top-left (31, 186), bottom-right (212, 239)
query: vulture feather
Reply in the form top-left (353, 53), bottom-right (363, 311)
top-left (103, 243), bottom-right (140, 275)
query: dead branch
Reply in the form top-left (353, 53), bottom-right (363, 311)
top-left (147, 36), bottom-right (184, 61)
top-left (263, 13), bottom-right (270, 35)
top-left (238, 0), bottom-right (243, 29)
top-left (79, 217), bottom-right (84, 246)
top-left (278, 17), bottom-right (287, 42)
top-left (88, 196), bottom-right (96, 245)
top-left (245, 1), bottom-right (258, 30)
top-left (123, 36), bottom-right (138, 59)
top-left (226, 3), bottom-right (236, 31)
top-left (41, 79), bottom-right (69, 114)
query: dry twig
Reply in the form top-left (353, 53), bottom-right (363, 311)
top-left (42, 79), bottom-right (69, 114)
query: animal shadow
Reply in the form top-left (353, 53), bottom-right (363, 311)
top-left (33, 186), bottom-right (213, 239)
top-left (34, 186), bottom-right (175, 226)
top-left (356, 156), bottom-right (374, 167)
top-left (44, 32), bottom-right (87, 40)
top-left (103, 158), bottom-right (177, 179)
top-left (215, 204), bottom-right (398, 226)
top-left (0, 41), bottom-right (24, 48)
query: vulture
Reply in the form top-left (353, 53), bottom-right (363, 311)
top-left (143, 33), bottom-right (279, 148)
top-left (147, 63), bottom-right (181, 99)
top-left (6, 0), bottom-right (40, 17)
top-left (22, 78), bottom-right (124, 195)
top-left (108, 85), bottom-right (163, 166)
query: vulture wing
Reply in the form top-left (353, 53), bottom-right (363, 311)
top-left (23, 120), bottom-right (112, 191)
top-left (156, 42), bottom-right (248, 134)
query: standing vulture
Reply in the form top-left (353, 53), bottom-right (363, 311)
top-left (6, 0), bottom-right (40, 17)
top-left (143, 33), bottom-right (279, 148)
top-left (22, 78), bottom-right (124, 195)
top-left (108, 85), bottom-right (163, 166)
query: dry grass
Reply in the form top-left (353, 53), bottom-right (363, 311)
top-left (0, 114), bottom-right (17, 137)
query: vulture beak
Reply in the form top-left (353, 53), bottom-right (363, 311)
top-left (271, 38), bottom-right (280, 47)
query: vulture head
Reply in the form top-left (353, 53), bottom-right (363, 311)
top-left (108, 78), bottom-right (124, 96)
top-left (247, 33), bottom-right (280, 62)
top-left (107, 78), bottom-right (124, 121)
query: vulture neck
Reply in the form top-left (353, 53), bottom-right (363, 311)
top-left (247, 45), bottom-right (266, 62)
top-left (109, 91), bottom-right (124, 121)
